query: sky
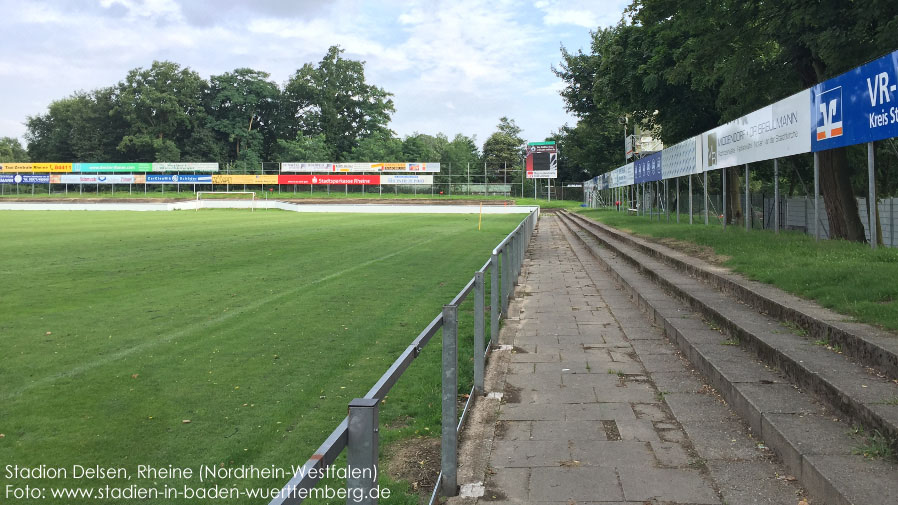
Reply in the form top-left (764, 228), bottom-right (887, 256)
top-left (0, 0), bottom-right (630, 151)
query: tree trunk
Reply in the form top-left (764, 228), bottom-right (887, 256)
top-left (726, 166), bottom-right (742, 225)
top-left (819, 147), bottom-right (866, 242)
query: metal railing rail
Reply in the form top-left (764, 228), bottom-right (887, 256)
top-left (269, 209), bottom-right (538, 505)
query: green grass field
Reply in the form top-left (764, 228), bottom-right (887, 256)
top-left (0, 209), bottom-right (522, 504)
top-left (578, 209), bottom-right (898, 332)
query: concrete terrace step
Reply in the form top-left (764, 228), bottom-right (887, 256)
top-left (561, 209), bottom-right (898, 381)
top-left (558, 211), bottom-right (898, 447)
top-left (555, 211), bottom-right (898, 505)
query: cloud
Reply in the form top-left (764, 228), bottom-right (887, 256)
top-left (0, 0), bottom-right (619, 149)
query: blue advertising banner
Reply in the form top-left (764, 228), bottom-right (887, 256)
top-left (145, 174), bottom-right (212, 184)
top-left (634, 152), bottom-right (662, 183)
top-left (0, 174), bottom-right (50, 184)
top-left (811, 49), bottom-right (898, 151)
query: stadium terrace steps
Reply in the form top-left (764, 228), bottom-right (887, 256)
top-left (555, 210), bottom-right (898, 505)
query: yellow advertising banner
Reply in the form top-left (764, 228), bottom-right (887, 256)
top-left (33, 163), bottom-right (73, 173)
top-left (212, 174), bottom-right (278, 184)
top-left (0, 163), bottom-right (36, 172)
top-left (1, 163), bottom-right (73, 172)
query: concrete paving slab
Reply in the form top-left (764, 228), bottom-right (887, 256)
top-left (528, 467), bottom-right (622, 502)
top-left (564, 403), bottom-right (637, 421)
top-left (489, 440), bottom-right (572, 468)
top-left (619, 467), bottom-right (721, 503)
top-left (529, 420), bottom-right (608, 441)
top-left (707, 460), bottom-right (803, 505)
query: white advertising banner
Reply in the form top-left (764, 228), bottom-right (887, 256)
top-left (280, 163), bottom-right (335, 172)
top-left (377, 162), bottom-right (441, 173)
top-left (334, 163), bottom-right (376, 172)
top-left (381, 174), bottom-right (433, 185)
top-left (661, 136), bottom-right (701, 179)
top-left (151, 162), bottom-right (219, 172)
top-left (702, 89), bottom-right (811, 171)
top-left (57, 174), bottom-right (139, 184)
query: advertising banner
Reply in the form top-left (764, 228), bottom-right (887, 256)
top-left (277, 174), bottom-right (380, 185)
top-left (212, 175), bottom-right (278, 184)
top-left (52, 174), bottom-right (142, 184)
top-left (702, 89), bottom-right (810, 171)
top-left (334, 163), bottom-right (376, 173)
top-left (375, 163), bottom-right (409, 172)
top-left (151, 163), bottom-right (219, 172)
top-left (811, 49), bottom-right (898, 151)
top-left (280, 163), bottom-right (335, 172)
top-left (145, 174), bottom-right (212, 184)
top-left (403, 163), bottom-right (440, 172)
top-left (0, 174), bottom-right (50, 184)
top-left (661, 136), bottom-right (701, 179)
top-left (381, 174), bottom-right (433, 185)
top-left (0, 163), bottom-right (37, 172)
top-left (72, 163), bottom-right (153, 173)
top-left (634, 151), bottom-right (662, 183)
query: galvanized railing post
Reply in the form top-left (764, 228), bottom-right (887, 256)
top-left (347, 398), bottom-right (379, 505)
top-left (490, 253), bottom-right (499, 346)
top-left (440, 304), bottom-right (458, 497)
top-left (474, 271), bottom-right (485, 395)
top-left (502, 245), bottom-right (510, 313)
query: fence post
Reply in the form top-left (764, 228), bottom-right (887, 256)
top-left (689, 175), bottom-right (693, 224)
top-left (813, 153), bottom-right (819, 241)
top-left (474, 271), bottom-right (485, 395)
top-left (704, 171), bottom-right (709, 225)
top-left (774, 159), bottom-right (779, 234)
top-left (347, 398), bottom-right (379, 505)
top-left (868, 142), bottom-right (877, 249)
top-left (745, 164), bottom-right (750, 231)
top-left (441, 304), bottom-right (458, 497)
top-left (502, 244), bottom-right (510, 313)
top-left (491, 253), bottom-right (499, 345)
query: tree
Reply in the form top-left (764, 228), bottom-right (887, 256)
top-left (483, 117), bottom-right (525, 180)
top-left (208, 68), bottom-right (280, 164)
top-left (347, 129), bottom-right (403, 161)
top-left (0, 137), bottom-right (29, 162)
top-left (113, 61), bottom-right (208, 162)
top-left (25, 88), bottom-right (124, 162)
top-left (283, 46), bottom-right (394, 160)
top-left (275, 133), bottom-right (333, 162)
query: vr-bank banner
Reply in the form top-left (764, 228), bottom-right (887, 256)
top-left (0, 174), bottom-right (50, 184)
top-left (702, 89), bottom-right (811, 171)
top-left (811, 49), bottom-right (898, 151)
top-left (661, 136), bottom-right (702, 179)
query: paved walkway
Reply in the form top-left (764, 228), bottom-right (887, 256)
top-left (464, 215), bottom-right (803, 504)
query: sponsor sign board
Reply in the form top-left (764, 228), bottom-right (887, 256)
top-left (0, 174), bottom-right (50, 184)
top-left (277, 174), bottom-right (380, 185)
top-left (52, 174), bottom-right (142, 184)
top-left (212, 175), bottom-right (278, 184)
top-left (526, 141), bottom-right (558, 179)
top-left (334, 163), bottom-right (376, 173)
top-left (0, 163), bottom-right (73, 173)
top-left (73, 163), bottom-right (153, 173)
top-left (634, 151), bottom-right (662, 183)
top-left (702, 89), bottom-right (810, 171)
top-left (661, 136), bottom-right (701, 179)
top-left (377, 162), bottom-right (441, 172)
top-left (145, 174), bottom-right (212, 184)
top-left (381, 174), bottom-right (433, 185)
top-left (811, 49), bottom-right (898, 151)
top-left (280, 163), bottom-right (335, 172)
top-left (151, 163), bottom-right (219, 172)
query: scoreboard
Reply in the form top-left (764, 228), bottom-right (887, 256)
top-left (525, 141), bottom-right (557, 179)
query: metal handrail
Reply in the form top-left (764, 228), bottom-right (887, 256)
top-left (269, 209), bottom-right (538, 505)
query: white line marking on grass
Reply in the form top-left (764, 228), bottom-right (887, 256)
top-left (4, 236), bottom-right (441, 401)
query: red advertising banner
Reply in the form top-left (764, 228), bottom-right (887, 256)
top-left (278, 174), bottom-right (381, 185)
